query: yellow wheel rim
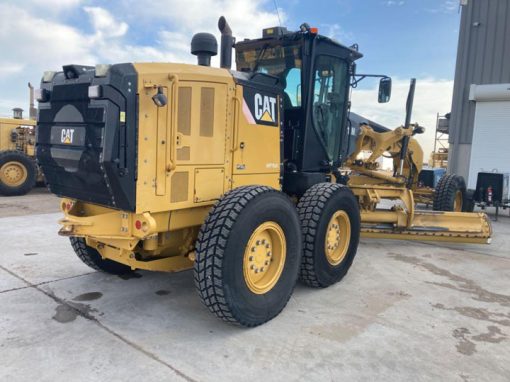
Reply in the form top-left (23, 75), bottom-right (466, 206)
top-left (454, 191), bottom-right (463, 212)
top-left (243, 221), bottom-right (286, 294)
top-left (325, 211), bottom-right (351, 266)
top-left (0, 161), bottom-right (28, 187)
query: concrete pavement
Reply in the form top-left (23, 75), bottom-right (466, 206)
top-left (0, 193), bottom-right (509, 381)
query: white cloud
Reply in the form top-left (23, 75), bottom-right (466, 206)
top-left (384, 0), bottom-right (405, 6)
top-left (426, 0), bottom-right (460, 14)
top-left (115, 0), bottom-right (282, 40)
top-left (84, 6), bottom-right (128, 39)
top-left (351, 78), bottom-right (454, 159)
top-left (320, 23), bottom-right (354, 44)
top-left (0, 3), bottom-right (96, 116)
top-left (0, 63), bottom-right (24, 77)
top-left (0, 1), bottom-right (283, 116)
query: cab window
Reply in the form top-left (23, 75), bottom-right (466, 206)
top-left (285, 68), bottom-right (301, 107)
top-left (236, 44), bottom-right (302, 109)
top-left (312, 55), bottom-right (348, 161)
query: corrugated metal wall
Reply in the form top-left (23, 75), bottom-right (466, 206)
top-left (448, 0), bottom-right (510, 176)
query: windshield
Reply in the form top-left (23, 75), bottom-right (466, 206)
top-left (236, 44), bottom-right (302, 108)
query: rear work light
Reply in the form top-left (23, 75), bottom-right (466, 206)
top-left (42, 71), bottom-right (56, 83)
top-left (95, 64), bottom-right (111, 77)
top-left (35, 88), bottom-right (50, 102)
top-left (88, 85), bottom-right (102, 99)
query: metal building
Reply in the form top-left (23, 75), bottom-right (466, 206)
top-left (448, 0), bottom-right (510, 189)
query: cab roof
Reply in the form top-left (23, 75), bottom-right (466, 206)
top-left (235, 26), bottom-right (363, 61)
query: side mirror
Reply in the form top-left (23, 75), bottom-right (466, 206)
top-left (378, 77), bottom-right (392, 103)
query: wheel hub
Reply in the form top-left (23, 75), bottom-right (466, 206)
top-left (0, 161), bottom-right (27, 187)
top-left (243, 221), bottom-right (286, 294)
top-left (325, 211), bottom-right (351, 266)
top-left (454, 190), bottom-right (463, 212)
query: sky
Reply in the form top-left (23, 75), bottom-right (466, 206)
top-left (0, 0), bottom-right (462, 156)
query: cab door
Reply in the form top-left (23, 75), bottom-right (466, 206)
top-left (299, 39), bottom-right (353, 172)
top-left (311, 55), bottom-right (349, 163)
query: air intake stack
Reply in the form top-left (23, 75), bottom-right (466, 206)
top-left (191, 33), bottom-right (218, 66)
top-left (12, 108), bottom-right (23, 119)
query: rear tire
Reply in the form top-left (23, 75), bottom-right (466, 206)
top-left (194, 186), bottom-right (302, 327)
top-left (0, 150), bottom-right (37, 196)
top-left (297, 183), bottom-right (360, 288)
top-left (433, 174), bottom-right (466, 212)
top-left (69, 237), bottom-right (133, 275)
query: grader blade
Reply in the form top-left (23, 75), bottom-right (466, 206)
top-left (361, 211), bottom-right (492, 244)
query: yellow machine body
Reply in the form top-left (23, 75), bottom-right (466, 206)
top-left (59, 63), bottom-right (281, 272)
top-left (0, 117), bottom-right (36, 155)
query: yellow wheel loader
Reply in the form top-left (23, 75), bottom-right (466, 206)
top-left (35, 17), bottom-right (491, 326)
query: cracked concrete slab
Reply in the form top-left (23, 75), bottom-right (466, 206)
top-left (0, 287), bottom-right (188, 382)
top-left (1, 191), bottom-right (509, 381)
top-left (0, 267), bottom-right (26, 292)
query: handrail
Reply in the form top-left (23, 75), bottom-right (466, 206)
top-left (167, 74), bottom-right (179, 172)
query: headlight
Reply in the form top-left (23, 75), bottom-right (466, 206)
top-left (95, 64), bottom-right (111, 77)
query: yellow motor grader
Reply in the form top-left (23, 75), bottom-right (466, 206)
top-left (35, 17), bottom-right (491, 326)
top-left (0, 84), bottom-right (39, 196)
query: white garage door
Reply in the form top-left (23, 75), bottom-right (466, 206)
top-left (468, 85), bottom-right (510, 189)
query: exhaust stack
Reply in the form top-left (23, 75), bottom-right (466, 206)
top-left (218, 16), bottom-right (235, 69)
top-left (28, 82), bottom-right (37, 120)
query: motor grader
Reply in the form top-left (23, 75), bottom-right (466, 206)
top-left (35, 17), bottom-right (491, 327)
top-left (0, 84), bottom-right (39, 196)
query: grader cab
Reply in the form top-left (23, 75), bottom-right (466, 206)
top-left (36, 17), bottom-right (491, 327)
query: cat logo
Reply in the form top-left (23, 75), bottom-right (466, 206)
top-left (254, 93), bottom-right (277, 123)
top-left (242, 88), bottom-right (279, 127)
top-left (61, 128), bottom-right (75, 145)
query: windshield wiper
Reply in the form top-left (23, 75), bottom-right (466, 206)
top-left (252, 44), bottom-right (270, 73)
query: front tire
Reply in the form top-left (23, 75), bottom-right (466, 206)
top-left (0, 150), bottom-right (37, 196)
top-left (70, 237), bottom-right (133, 275)
top-left (297, 183), bottom-right (360, 288)
top-left (194, 186), bottom-right (302, 327)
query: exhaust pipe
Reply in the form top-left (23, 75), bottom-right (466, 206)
top-left (28, 82), bottom-right (37, 120)
top-left (218, 16), bottom-right (235, 69)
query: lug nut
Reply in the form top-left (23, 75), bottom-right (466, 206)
top-left (260, 267), bottom-right (264, 272)
top-left (265, 261), bottom-right (269, 266)
top-left (249, 256), bottom-right (254, 261)
top-left (266, 252), bottom-right (271, 257)
top-left (251, 247), bottom-right (256, 252)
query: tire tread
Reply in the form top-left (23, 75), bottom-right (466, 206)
top-left (297, 183), bottom-right (346, 288)
top-left (194, 185), bottom-right (294, 327)
top-left (433, 174), bottom-right (466, 211)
